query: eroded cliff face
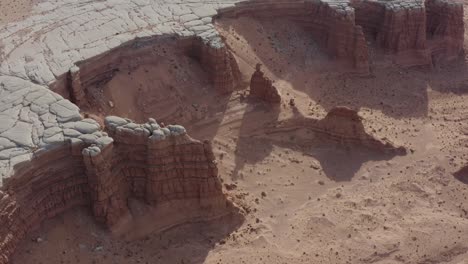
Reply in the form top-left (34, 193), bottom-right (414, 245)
top-left (426, 0), bottom-right (465, 63)
top-left (353, 0), bottom-right (464, 66)
top-left (354, 0), bottom-right (464, 66)
top-left (218, 0), bottom-right (464, 70)
top-left (217, 0), bottom-right (370, 74)
top-left (87, 117), bottom-right (228, 230)
top-left (66, 36), bottom-right (241, 108)
top-left (377, 2), bottom-right (428, 65)
top-left (190, 39), bottom-right (242, 94)
top-left (0, 142), bottom-right (91, 264)
top-left (0, 117), bottom-right (231, 264)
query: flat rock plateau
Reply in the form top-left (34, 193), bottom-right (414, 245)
top-left (1, 0), bottom-right (468, 264)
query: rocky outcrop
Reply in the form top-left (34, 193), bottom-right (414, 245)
top-left (426, 0), bottom-right (465, 63)
top-left (0, 142), bottom-right (91, 264)
top-left (249, 64), bottom-right (281, 103)
top-left (86, 117), bottom-right (228, 228)
top-left (352, 0), bottom-right (464, 66)
top-left (219, 0), bottom-right (464, 70)
top-left (0, 115), bottom-right (231, 264)
top-left (68, 65), bottom-right (89, 108)
top-left (65, 36), bottom-right (241, 106)
top-left (217, 0), bottom-right (370, 74)
top-left (269, 106), bottom-right (406, 154)
top-left (377, 1), bottom-right (426, 54)
top-left (314, 107), bottom-right (406, 154)
top-left (191, 39), bottom-right (241, 93)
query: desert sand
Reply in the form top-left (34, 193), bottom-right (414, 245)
top-left (0, 0), bottom-right (40, 25)
top-left (1, 0), bottom-right (468, 264)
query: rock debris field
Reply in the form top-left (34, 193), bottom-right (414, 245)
top-left (1, 0), bottom-right (468, 263)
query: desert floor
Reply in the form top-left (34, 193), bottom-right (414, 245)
top-left (7, 1), bottom-right (468, 264)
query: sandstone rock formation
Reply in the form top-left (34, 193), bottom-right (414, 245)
top-left (218, 0), bottom-right (464, 70)
top-left (271, 106), bottom-right (406, 155)
top-left (0, 1), bottom-right (463, 99)
top-left (217, 0), bottom-right (370, 73)
top-left (249, 64), bottom-right (281, 104)
top-left (426, 0), bottom-right (465, 63)
top-left (314, 107), bottom-right (406, 154)
top-left (191, 39), bottom-right (242, 93)
top-left (0, 96), bottom-right (231, 264)
top-left (67, 36), bottom-right (241, 109)
top-left (0, 0), bottom-right (465, 263)
top-left (86, 116), bottom-right (228, 228)
top-left (353, 0), bottom-right (464, 66)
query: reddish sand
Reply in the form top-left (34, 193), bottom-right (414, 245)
top-left (9, 2), bottom-right (468, 264)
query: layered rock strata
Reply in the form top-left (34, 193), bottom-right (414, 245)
top-left (86, 116), bottom-right (228, 228)
top-left (0, 1), bottom-right (464, 99)
top-left (218, 0), bottom-right (464, 69)
top-left (65, 36), bottom-right (240, 106)
top-left (353, 0), bottom-right (464, 66)
top-left (190, 39), bottom-right (242, 93)
top-left (0, 82), bottom-right (230, 264)
top-left (425, 0), bottom-right (465, 63)
top-left (314, 107), bottom-right (406, 154)
top-left (249, 64), bottom-right (281, 103)
top-left (217, 0), bottom-right (370, 73)
top-left (0, 0), bottom-right (463, 263)
top-left (272, 106), bottom-right (406, 154)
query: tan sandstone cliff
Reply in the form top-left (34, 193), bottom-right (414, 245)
top-left (218, 0), bottom-right (464, 70)
top-left (0, 117), bottom-right (232, 264)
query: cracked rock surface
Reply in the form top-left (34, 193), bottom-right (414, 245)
top-left (0, 0), bottom-right (464, 185)
top-left (0, 0), bottom-right (467, 263)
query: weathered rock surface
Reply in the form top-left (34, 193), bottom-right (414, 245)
top-left (218, 0), bottom-right (464, 69)
top-left (272, 106), bottom-right (406, 154)
top-left (191, 38), bottom-right (242, 93)
top-left (217, 0), bottom-right (370, 73)
top-left (249, 64), bottom-right (281, 103)
top-left (0, 0), bottom-right (464, 263)
top-left (87, 117), bottom-right (228, 228)
top-left (68, 36), bottom-right (241, 106)
top-left (0, 113), bottom-right (230, 264)
top-left (352, 0), bottom-right (464, 66)
top-left (426, 0), bottom-right (465, 63)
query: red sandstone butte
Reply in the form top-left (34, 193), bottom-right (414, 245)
top-left (249, 64), bottom-right (281, 104)
top-left (426, 0), bottom-right (465, 63)
top-left (0, 117), bottom-right (233, 264)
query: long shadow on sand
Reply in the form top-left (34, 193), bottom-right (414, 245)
top-left (216, 16), bottom-right (468, 120)
top-left (232, 102), bottom-right (405, 182)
